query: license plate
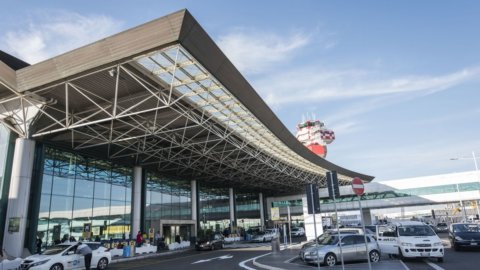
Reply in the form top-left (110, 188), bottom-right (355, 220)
top-left (420, 252), bottom-right (430, 257)
top-left (471, 243), bottom-right (478, 246)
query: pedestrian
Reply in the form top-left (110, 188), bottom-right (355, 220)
top-left (154, 231), bottom-right (160, 245)
top-left (35, 237), bottom-right (42, 254)
top-left (76, 242), bottom-right (92, 270)
top-left (136, 231), bottom-right (143, 247)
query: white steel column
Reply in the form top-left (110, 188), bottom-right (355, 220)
top-left (191, 180), bottom-right (197, 236)
top-left (3, 138), bottom-right (35, 258)
top-left (362, 208), bottom-right (373, 225)
top-left (132, 166), bottom-right (142, 239)
top-left (229, 188), bottom-right (235, 232)
top-left (259, 192), bottom-right (265, 229)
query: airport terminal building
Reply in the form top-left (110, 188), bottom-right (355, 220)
top-left (0, 10), bottom-right (372, 257)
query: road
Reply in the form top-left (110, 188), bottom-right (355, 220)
top-left (108, 247), bottom-right (270, 270)
top-left (108, 234), bottom-right (480, 270)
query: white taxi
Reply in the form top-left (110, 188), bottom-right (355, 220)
top-left (20, 242), bottom-right (111, 270)
top-left (376, 221), bottom-right (444, 262)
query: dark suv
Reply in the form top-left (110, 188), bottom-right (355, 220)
top-left (195, 233), bottom-right (225, 250)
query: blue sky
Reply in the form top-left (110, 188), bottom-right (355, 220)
top-left (1, 1), bottom-right (479, 181)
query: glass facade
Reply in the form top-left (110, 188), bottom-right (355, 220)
top-left (145, 172), bottom-right (192, 227)
top-left (0, 125), bottom-right (13, 248)
top-left (235, 192), bottom-right (261, 230)
top-left (319, 182), bottom-right (480, 204)
top-left (198, 185), bottom-right (230, 233)
top-left (36, 147), bottom-right (132, 247)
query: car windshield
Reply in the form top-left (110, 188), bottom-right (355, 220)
top-left (318, 234), bottom-right (339, 245)
top-left (292, 228), bottom-right (300, 231)
top-left (256, 232), bottom-right (265, 235)
top-left (437, 223), bottom-right (447, 227)
top-left (42, 246), bottom-right (68, 255)
top-left (453, 224), bottom-right (480, 233)
top-left (398, 225), bottom-right (436, 236)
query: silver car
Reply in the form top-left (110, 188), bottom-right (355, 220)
top-left (299, 234), bottom-right (381, 266)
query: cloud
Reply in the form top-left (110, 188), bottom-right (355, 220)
top-left (256, 66), bottom-right (480, 106)
top-left (1, 10), bottom-right (123, 64)
top-left (217, 29), bottom-right (310, 75)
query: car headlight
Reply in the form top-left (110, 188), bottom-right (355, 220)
top-left (31, 259), bottom-right (50, 267)
top-left (433, 242), bottom-right (443, 246)
top-left (401, 242), bottom-right (413, 247)
top-left (206, 241), bottom-right (210, 245)
top-left (455, 236), bottom-right (463, 241)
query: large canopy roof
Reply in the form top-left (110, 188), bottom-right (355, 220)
top-left (0, 9), bottom-right (373, 195)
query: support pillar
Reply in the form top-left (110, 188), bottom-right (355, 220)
top-left (362, 208), bottom-right (372, 225)
top-left (132, 166), bottom-right (142, 239)
top-left (229, 188), bottom-right (235, 233)
top-left (191, 180), bottom-right (198, 236)
top-left (259, 192), bottom-right (265, 229)
top-left (302, 196), bottom-right (323, 241)
top-left (3, 138), bottom-right (35, 258)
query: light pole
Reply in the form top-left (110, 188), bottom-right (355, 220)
top-left (450, 151), bottom-right (480, 220)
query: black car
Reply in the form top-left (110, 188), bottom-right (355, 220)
top-left (195, 233), bottom-right (225, 250)
top-left (448, 223), bottom-right (480, 251)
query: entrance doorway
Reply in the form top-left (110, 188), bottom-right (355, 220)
top-left (162, 224), bottom-right (192, 245)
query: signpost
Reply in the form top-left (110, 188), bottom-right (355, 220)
top-left (327, 171), bottom-right (344, 270)
top-left (351, 177), bottom-right (372, 270)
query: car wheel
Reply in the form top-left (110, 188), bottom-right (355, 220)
top-left (211, 244), bottom-right (215, 251)
top-left (437, 257), bottom-right (444, 263)
top-left (50, 263), bottom-right (63, 270)
top-left (263, 237), bottom-right (266, 242)
top-left (453, 243), bottom-right (460, 251)
top-left (97, 258), bottom-right (109, 270)
top-left (324, 253), bottom-right (337, 267)
top-left (221, 243), bottom-right (225, 249)
top-left (398, 248), bottom-right (404, 260)
top-left (369, 250), bottom-right (380, 263)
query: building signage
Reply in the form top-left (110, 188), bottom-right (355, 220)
top-left (271, 207), bottom-right (280, 221)
top-left (8, 217), bottom-right (20, 233)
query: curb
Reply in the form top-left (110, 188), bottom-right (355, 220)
top-left (253, 259), bottom-right (286, 270)
top-left (110, 248), bottom-right (192, 264)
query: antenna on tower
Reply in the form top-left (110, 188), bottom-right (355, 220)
top-left (302, 114), bottom-right (305, 123)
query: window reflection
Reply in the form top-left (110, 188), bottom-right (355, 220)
top-left (36, 147), bottom-right (133, 247)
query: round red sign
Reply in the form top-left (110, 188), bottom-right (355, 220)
top-left (351, 177), bottom-right (364, 196)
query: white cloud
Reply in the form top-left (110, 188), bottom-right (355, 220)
top-left (1, 11), bottom-right (123, 64)
top-left (217, 29), bottom-right (310, 75)
top-left (256, 66), bottom-right (480, 106)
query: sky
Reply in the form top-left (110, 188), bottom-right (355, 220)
top-left (1, 0), bottom-right (479, 181)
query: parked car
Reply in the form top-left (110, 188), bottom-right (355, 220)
top-left (299, 234), bottom-right (381, 266)
top-left (448, 223), bottom-right (480, 251)
top-left (290, 227), bottom-right (305, 237)
top-left (435, 222), bottom-right (449, 233)
top-left (195, 233), bottom-right (225, 250)
top-left (20, 242), bottom-right (111, 270)
top-left (252, 229), bottom-right (278, 242)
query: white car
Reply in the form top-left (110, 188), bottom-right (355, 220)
top-left (377, 221), bottom-right (444, 262)
top-left (290, 227), bottom-right (305, 237)
top-left (252, 229), bottom-right (278, 242)
top-left (20, 242), bottom-right (111, 270)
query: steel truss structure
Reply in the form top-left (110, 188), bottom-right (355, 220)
top-left (0, 11), bottom-right (372, 194)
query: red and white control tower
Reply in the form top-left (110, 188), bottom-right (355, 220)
top-left (296, 119), bottom-right (335, 158)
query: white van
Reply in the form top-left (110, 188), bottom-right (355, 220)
top-left (376, 221), bottom-right (444, 262)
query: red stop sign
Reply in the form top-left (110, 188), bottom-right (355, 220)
top-left (351, 177), bottom-right (364, 196)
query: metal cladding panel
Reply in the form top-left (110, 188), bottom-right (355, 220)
top-left (0, 61), bottom-right (17, 94)
top-left (16, 10), bottom-right (187, 92)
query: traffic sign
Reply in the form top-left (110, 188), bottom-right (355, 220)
top-left (351, 177), bottom-right (364, 196)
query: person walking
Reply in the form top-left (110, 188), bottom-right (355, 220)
top-left (76, 242), bottom-right (92, 270)
top-left (136, 231), bottom-right (143, 247)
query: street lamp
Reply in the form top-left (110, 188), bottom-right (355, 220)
top-left (450, 151), bottom-right (480, 221)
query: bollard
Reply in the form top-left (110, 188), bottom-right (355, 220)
top-left (271, 237), bottom-right (280, 254)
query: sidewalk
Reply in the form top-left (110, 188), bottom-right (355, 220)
top-left (253, 245), bottom-right (409, 270)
